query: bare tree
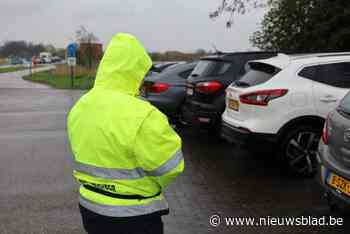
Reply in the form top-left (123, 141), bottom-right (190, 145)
top-left (210, 0), bottom-right (269, 27)
top-left (0, 41), bottom-right (46, 58)
top-left (75, 26), bottom-right (99, 44)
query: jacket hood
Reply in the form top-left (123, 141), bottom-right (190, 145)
top-left (94, 33), bottom-right (152, 96)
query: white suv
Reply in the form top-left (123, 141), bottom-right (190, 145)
top-left (221, 53), bottom-right (350, 176)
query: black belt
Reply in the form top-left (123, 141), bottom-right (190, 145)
top-left (83, 185), bottom-right (161, 200)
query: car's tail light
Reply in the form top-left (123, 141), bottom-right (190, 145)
top-left (322, 114), bottom-right (330, 145)
top-left (239, 89), bottom-right (288, 106)
top-left (148, 83), bottom-right (169, 93)
top-left (195, 81), bottom-right (222, 94)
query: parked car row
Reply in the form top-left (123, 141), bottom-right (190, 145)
top-left (32, 55), bottom-right (62, 65)
top-left (142, 52), bottom-right (350, 210)
top-left (9, 56), bottom-right (30, 65)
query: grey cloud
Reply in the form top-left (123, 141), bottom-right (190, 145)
top-left (0, 0), bottom-right (266, 52)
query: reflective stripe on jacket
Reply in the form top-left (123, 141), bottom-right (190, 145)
top-left (67, 33), bottom-right (184, 217)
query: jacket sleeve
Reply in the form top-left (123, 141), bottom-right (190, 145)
top-left (133, 108), bottom-right (184, 189)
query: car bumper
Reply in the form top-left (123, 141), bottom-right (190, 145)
top-left (141, 94), bottom-right (181, 120)
top-left (318, 165), bottom-right (350, 205)
top-left (147, 97), bottom-right (177, 117)
top-left (318, 143), bottom-right (350, 205)
top-left (181, 101), bottom-right (221, 128)
top-left (317, 141), bottom-right (350, 205)
top-left (220, 121), bottom-right (277, 149)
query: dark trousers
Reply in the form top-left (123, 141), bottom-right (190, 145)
top-left (79, 205), bottom-right (164, 234)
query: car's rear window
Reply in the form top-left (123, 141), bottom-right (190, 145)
top-left (234, 62), bottom-right (281, 87)
top-left (160, 62), bottom-right (196, 77)
top-left (340, 92), bottom-right (350, 114)
top-left (191, 59), bottom-right (231, 77)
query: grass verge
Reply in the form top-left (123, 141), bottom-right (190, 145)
top-left (23, 64), bottom-right (96, 90)
top-left (0, 66), bottom-right (29, 73)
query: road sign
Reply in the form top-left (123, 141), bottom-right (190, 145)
top-left (67, 57), bottom-right (77, 67)
top-left (67, 43), bottom-right (77, 58)
top-left (67, 43), bottom-right (77, 88)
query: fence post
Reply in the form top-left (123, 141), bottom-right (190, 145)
top-left (70, 66), bottom-right (74, 88)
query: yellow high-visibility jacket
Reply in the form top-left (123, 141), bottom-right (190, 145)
top-left (67, 33), bottom-right (184, 217)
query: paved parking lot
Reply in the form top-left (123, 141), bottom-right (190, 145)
top-left (0, 72), bottom-right (348, 234)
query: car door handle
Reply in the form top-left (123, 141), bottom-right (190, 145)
top-left (320, 96), bottom-right (338, 103)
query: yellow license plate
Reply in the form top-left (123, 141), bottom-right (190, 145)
top-left (228, 99), bottom-right (239, 111)
top-left (328, 173), bottom-right (350, 197)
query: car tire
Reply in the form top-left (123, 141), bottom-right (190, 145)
top-left (278, 125), bottom-right (322, 177)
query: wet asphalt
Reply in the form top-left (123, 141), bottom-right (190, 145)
top-left (0, 71), bottom-right (348, 234)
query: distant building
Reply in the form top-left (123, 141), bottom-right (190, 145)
top-left (77, 43), bottom-right (103, 68)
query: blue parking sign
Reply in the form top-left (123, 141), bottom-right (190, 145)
top-left (67, 43), bottom-right (77, 58)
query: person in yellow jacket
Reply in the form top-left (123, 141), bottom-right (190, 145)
top-left (67, 33), bottom-right (184, 234)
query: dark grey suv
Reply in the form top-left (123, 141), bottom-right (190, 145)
top-left (318, 91), bottom-right (350, 208)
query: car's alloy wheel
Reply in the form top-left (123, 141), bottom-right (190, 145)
top-left (283, 127), bottom-right (321, 176)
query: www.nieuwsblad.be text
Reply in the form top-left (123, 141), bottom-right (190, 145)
top-left (209, 215), bottom-right (343, 227)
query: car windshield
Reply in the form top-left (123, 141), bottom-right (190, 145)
top-left (340, 92), bottom-right (350, 114)
top-left (234, 62), bottom-right (281, 87)
top-left (191, 59), bottom-right (231, 77)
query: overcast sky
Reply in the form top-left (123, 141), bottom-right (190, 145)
top-left (0, 0), bottom-right (266, 52)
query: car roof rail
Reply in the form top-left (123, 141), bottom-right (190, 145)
top-left (288, 53), bottom-right (325, 60)
top-left (285, 52), bottom-right (350, 60)
top-left (276, 53), bottom-right (291, 61)
top-left (317, 52), bottom-right (350, 58)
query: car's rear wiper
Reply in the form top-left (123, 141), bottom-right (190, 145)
top-left (234, 81), bottom-right (251, 87)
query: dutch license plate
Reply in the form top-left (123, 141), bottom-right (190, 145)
top-left (228, 99), bottom-right (239, 111)
top-left (187, 88), bottom-right (194, 96)
top-left (328, 173), bottom-right (350, 197)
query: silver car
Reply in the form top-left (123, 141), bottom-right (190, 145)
top-left (318, 91), bottom-right (350, 209)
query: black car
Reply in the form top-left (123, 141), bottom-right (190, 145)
top-left (141, 62), bottom-right (197, 122)
top-left (182, 52), bottom-right (278, 130)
